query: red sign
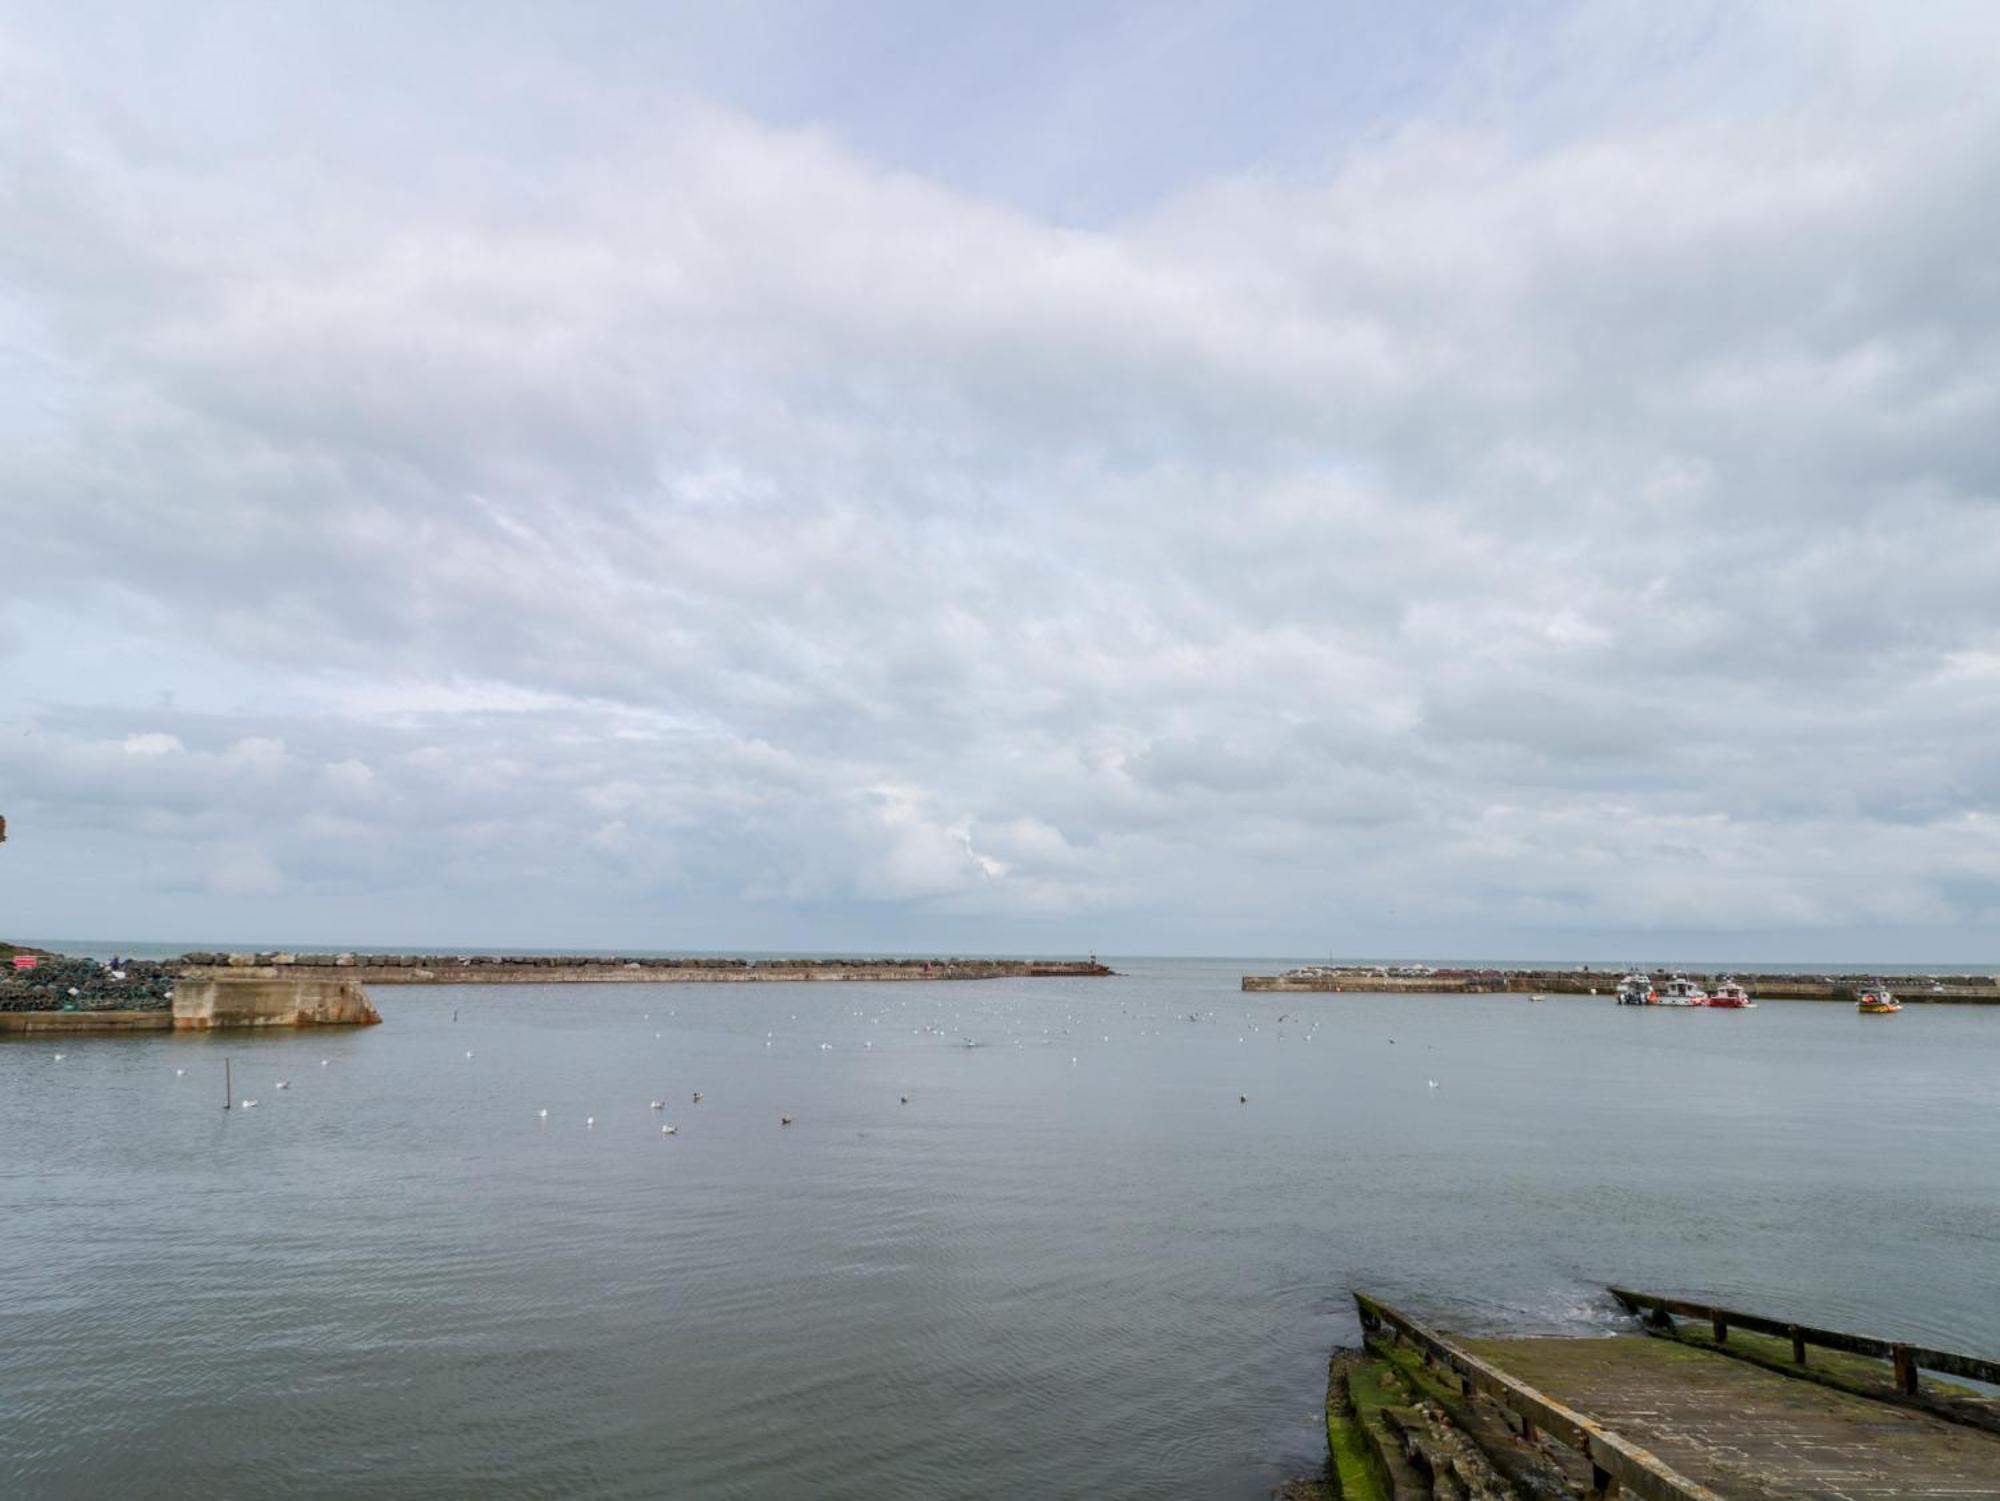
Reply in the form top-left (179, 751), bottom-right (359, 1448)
top-left (11, 955), bottom-right (37, 970)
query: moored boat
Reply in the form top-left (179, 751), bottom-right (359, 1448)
top-left (1656, 975), bottom-right (1708, 1007)
top-left (1615, 972), bottom-right (1654, 1005)
top-left (1857, 982), bottom-right (1901, 1014)
top-left (1708, 980), bottom-right (1754, 1009)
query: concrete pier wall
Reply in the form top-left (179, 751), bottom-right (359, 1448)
top-left (1242, 968), bottom-right (2000, 1000)
top-left (0, 1009), bottom-right (174, 1035)
top-left (0, 973), bottom-right (380, 1034)
top-left (178, 954), bottom-right (1114, 985)
top-left (171, 971), bottom-right (381, 1029)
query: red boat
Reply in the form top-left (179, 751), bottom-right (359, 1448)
top-left (1707, 980), bottom-right (1754, 1009)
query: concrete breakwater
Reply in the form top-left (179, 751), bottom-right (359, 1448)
top-left (0, 948), bottom-right (1105, 1034)
top-left (178, 953), bottom-right (1115, 985)
top-left (1244, 965), bottom-right (2000, 1000)
top-left (0, 967), bottom-right (379, 1034)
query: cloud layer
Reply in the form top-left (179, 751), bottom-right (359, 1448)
top-left (3, 2), bottom-right (1997, 957)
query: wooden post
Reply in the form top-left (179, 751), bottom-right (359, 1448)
top-left (1711, 1312), bottom-right (1728, 1344)
top-left (224, 1056), bottom-right (231, 1110)
top-left (1893, 1343), bottom-right (1918, 1395)
top-left (1520, 1415), bottom-right (1539, 1444)
top-left (1789, 1325), bottom-right (1806, 1364)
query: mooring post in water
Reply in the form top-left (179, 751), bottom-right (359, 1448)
top-left (1789, 1324), bottom-right (1807, 1364)
top-left (1711, 1311), bottom-right (1728, 1344)
top-left (224, 1056), bottom-right (231, 1110)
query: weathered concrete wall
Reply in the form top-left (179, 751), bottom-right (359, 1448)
top-left (345, 961), bottom-right (1108, 985)
top-left (178, 953), bottom-right (1114, 985)
top-left (0, 1009), bottom-right (174, 1034)
top-left (171, 971), bottom-right (381, 1029)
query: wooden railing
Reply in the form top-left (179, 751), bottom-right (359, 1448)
top-left (1353, 1292), bottom-right (1723, 1501)
top-left (1608, 1287), bottom-right (2000, 1396)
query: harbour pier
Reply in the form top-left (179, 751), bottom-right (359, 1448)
top-left (177, 952), bottom-right (1115, 984)
top-left (1246, 966), bottom-right (2000, 1001)
top-left (0, 948), bottom-right (1110, 1033)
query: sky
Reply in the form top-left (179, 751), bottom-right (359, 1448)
top-left (2, 1), bottom-right (1997, 961)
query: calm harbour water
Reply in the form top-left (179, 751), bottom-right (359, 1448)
top-left (4, 957), bottom-right (1998, 1499)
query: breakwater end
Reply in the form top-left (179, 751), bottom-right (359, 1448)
top-left (1, 953), bottom-right (379, 1034)
top-left (1244, 965), bottom-right (2000, 1001)
top-left (178, 953), bottom-right (1115, 985)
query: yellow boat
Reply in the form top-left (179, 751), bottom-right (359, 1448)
top-left (1857, 982), bottom-right (1901, 1014)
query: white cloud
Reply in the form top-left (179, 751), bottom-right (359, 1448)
top-left (324, 758), bottom-right (377, 795)
top-left (0, 2), bottom-right (1996, 957)
top-left (224, 736), bottom-right (288, 774)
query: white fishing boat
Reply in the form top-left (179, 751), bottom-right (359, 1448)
top-left (1656, 975), bottom-right (1708, 1007)
top-left (1615, 973), bottom-right (1654, 1006)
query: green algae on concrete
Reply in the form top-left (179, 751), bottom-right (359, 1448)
top-left (1365, 1336), bottom-right (1587, 1500)
top-left (1325, 1353), bottom-right (1389, 1501)
top-left (1338, 1350), bottom-right (1415, 1499)
top-left (1320, 1360), bottom-right (1384, 1496)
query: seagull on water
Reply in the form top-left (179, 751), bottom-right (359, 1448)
top-left (53, 1053), bottom-right (65, 1061)
top-left (175, 1068), bottom-right (185, 1077)
top-left (538, 1108), bottom-right (549, 1120)
top-left (661, 1124), bottom-right (677, 1135)
top-left (320, 1059), bottom-right (329, 1067)
top-left (1428, 1079), bottom-right (1440, 1090)
top-left (692, 1091), bottom-right (703, 1103)
top-left (241, 1099), bottom-right (258, 1109)
top-left (464, 1050), bottom-right (474, 1060)
top-left (780, 1115), bottom-right (793, 1126)
top-left (900, 1095), bottom-right (909, 1104)
top-left (651, 1100), bottom-right (664, 1110)
top-left (275, 1081), bottom-right (289, 1091)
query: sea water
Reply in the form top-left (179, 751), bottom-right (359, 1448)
top-left (4, 957), bottom-right (1996, 1498)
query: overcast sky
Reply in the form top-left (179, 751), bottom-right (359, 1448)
top-left (2, 2), bottom-right (1997, 960)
